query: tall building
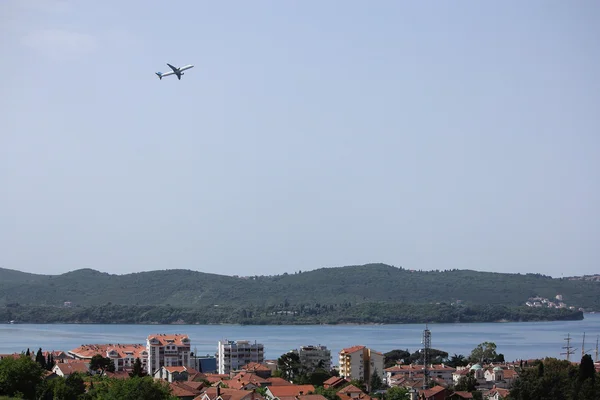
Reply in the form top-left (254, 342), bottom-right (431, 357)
top-left (294, 345), bottom-right (331, 371)
top-left (338, 345), bottom-right (385, 382)
top-left (146, 334), bottom-right (191, 375)
top-left (217, 340), bottom-right (264, 374)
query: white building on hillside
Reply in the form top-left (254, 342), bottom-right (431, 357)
top-left (217, 340), bottom-right (264, 374)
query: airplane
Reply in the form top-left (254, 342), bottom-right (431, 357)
top-left (155, 63), bottom-right (194, 80)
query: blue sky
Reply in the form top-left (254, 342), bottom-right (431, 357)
top-left (1, 0), bottom-right (598, 278)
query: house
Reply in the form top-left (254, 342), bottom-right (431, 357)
top-left (385, 364), bottom-right (455, 387)
top-left (265, 384), bottom-right (316, 400)
top-left (486, 386), bottom-right (510, 400)
top-left (154, 366), bottom-right (190, 382)
top-left (448, 392), bottom-right (473, 399)
top-left (322, 376), bottom-right (350, 389)
top-left (336, 384), bottom-right (376, 400)
top-left (228, 372), bottom-right (271, 389)
top-left (52, 361), bottom-right (89, 378)
top-left (197, 386), bottom-right (264, 400)
top-left (418, 386), bottom-right (448, 400)
top-left (267, 377), bottom-right (295, 386)
top-left (147, 334), bottom-right (192, 375)
top-left (218, 340), bottom-right (265, 374)
top-left (170, 381), bottom-right (203, 400)
top-left (237, 362), bottom-right (273, 379)
top-left (338, 346), bottom-right (385, 382)
top-left (68, 343), bottom-right (148, 372)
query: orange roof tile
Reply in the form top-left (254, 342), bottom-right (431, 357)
top-left (268, 385), bottom-right (316, 397)
top-left (267, 377), bottom-right (294, 386)
top-left (147, 333), bottom-right (191, 346)
top-left (340, 346), bottom-right (365, 354)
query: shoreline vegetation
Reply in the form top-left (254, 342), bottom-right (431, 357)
top-left (1, 303), bottom-right (583, 325)
top-left (1, 263), bottom-right (596, 325)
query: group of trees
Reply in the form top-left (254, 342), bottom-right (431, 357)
top-left (0, 302), bottom-right (583, 325)
top-left (508, 355), bottom-right (600, 400)
top-left (0, 354), bottom-right (173, 400)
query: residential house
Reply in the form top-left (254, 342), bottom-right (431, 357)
top-left (68, 343), bottom-right (148, 372)
top-left (237, 362), bottom-right (273, 379)
top-left (385, 364), bottom-right (455, 387)
top-left (337, 384), bottom-right (376, 400)
top-left (418, 386), bottom-right (448, 400)
top-left (322, 376), bottom-right (350, 389)
top-left (197, 386), bottom-right (264, 400)
top-left (265, 384), bottom-right (316, 400)
top-left (169, 381), bottom-right (202, 400)
top-left (338, 346), bottom-right (385, 383)
top-left (448, 392), bottom-right (473, 400)
top-left (218, 340), bottom-right (265, 374)
top-left (267, 377), bottom-right (295, 386)
top-left (486, 386), bottom-right (510, 400)
top-left (228, 371), bottom-right (271, 390)
top-left (52, 361), bottom-right (89, 378)
top-left (147, 333), bottom-right (192, 375)
top-left (154, 366), bottom-right (190, 382)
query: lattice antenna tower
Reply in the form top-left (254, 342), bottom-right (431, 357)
top-left (422, 324), bottom-right (431, 390)
top-left (561, 333), bottom-right (576, 361)
top-left (595, 336), bottom-right (599, 363)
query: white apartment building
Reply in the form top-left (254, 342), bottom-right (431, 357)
top-left (217, 340), bottom-right (264, 374)
top-left (146, 334), bottom-right (191, 375)
top-left (338, 345), bottom-right (385, 382)
top-left (294, 345), bottom-right (331, 371)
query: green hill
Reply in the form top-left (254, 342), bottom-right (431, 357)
top-left (1, 263), bottom-right (598, 310)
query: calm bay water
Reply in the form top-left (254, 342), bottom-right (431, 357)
top-left (1, 314), bottom-right (599, 363)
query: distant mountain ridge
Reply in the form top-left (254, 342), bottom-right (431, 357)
top-left (1, 263), bottom-right (599, 311)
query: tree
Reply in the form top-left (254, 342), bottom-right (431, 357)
top-left (52, 372), bottom-right (86, 399)
top-left (0, 354), bottom-right (45, 400)
top-left (277, 352), bottom-right (303, 381)
top-left (447, 354), bottom-right (468, 368)
top-left (383, 386), bottom-right (408, 400)
top-left (35, 348), bottom-right (47, 369)
top-left (579, 354), bottom-right (595, 383)
top-left (384, 349), bottom-right (410, 368)
top-left (369, 369), bottom-right (383, 393)
top-left (469, 342), bottom-right (498, 363)
top-left (90, 354), bottom-right (114, 376)
top-left (454, 371), bottom-right (478, 392)
top-left (86, 376), bottom-right (177, 400)
top-left (129, 357), bottom-right (148, 378)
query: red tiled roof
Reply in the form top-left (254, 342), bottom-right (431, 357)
top-left (68, 343), bottom-right (147, 359)
top-left (166, 366), bottom-right (188, 373)
top-left (147, 333), bottom-right (190, 346)
top-left (451, 392), bottom-right (473, 399)
top-left (267, 377), bottom-right (294, 386)
top-left (53, 362), bottom-right (89, 375)
top-left (340, 346), bottom-right (365, 354)
top-left (170, 381), bottom-right (201, 397)
top-left (337, 385), bottom-right (362, 394)
top-left (268, 385), bottom-right (315, 397)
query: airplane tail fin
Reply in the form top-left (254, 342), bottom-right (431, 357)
top-left (155, 72), bottom-right (163, 80)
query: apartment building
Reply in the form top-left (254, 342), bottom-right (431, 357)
top-left (217, 340), bottom-right (264, 374)
top-left (338, 345), bottom-right (385, 382)
top-left (293, 345), bottom-right (331, 371)
top-left (68, 343), bottom-right (148, 372)
top-left (146, 334), bottom-right (191, 375)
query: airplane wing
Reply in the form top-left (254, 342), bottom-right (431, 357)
top-left (167, 63), bottom-right (179, 73)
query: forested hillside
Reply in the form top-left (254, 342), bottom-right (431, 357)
top-left (1, 263), bottom-right (598, 310)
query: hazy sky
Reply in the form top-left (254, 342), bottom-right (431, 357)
top-left (1, 1), bottom-right (599, 278)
